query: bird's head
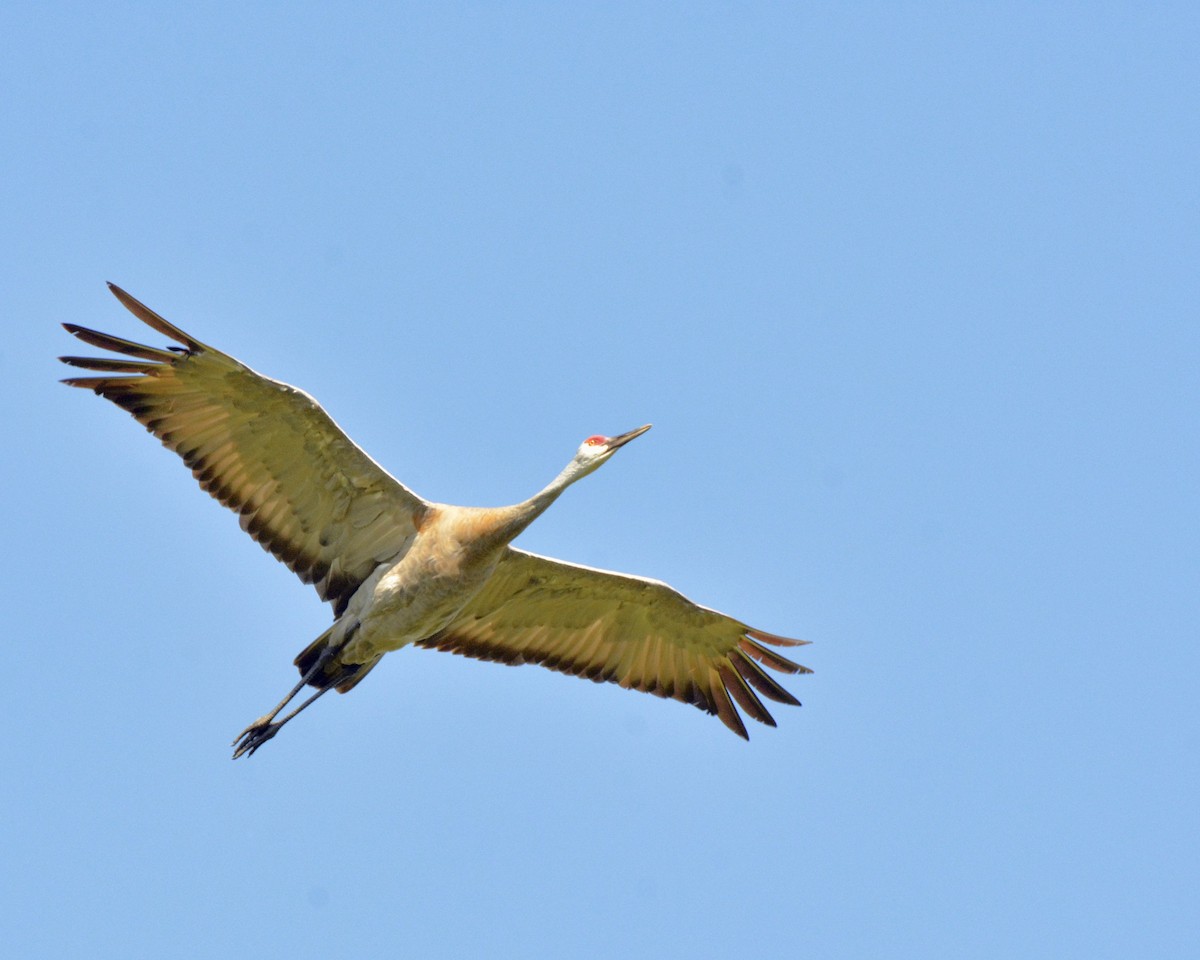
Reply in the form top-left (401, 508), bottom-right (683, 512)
top-left (569, 423), bottom-right (652, 479)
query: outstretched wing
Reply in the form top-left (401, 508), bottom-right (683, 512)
top-left (60, 283), bottom-right (428, 615)
top-left (416, 547), bottom-right (811, 738)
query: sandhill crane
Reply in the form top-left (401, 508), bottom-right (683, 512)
top-left (61, 284), bottom-right (811, 758)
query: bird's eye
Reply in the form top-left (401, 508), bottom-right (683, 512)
top-left (584, 436), bottom-right (608, 447)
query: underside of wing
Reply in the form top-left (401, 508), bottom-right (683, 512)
top-left (60, 283), bottom-right (428, 614)
top-left (416, 548), bottom-right (811, 738)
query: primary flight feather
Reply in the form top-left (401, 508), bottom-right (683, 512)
top-left (61, 284), bottom-right (810, 757)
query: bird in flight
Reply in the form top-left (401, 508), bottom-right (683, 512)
top-left (61, 284), bottom-right (811, 758)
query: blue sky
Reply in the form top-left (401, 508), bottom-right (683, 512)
top-left (3, 3), bottom-right (1198, 957)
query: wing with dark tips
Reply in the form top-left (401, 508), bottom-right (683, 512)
top-left (61, 284), bottom-right (427, 614)
top-left (416, 548), bottom-right (810, 738)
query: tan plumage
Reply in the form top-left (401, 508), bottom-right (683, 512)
top-left (62, 284), bottom-right (810, 756)
top-left (419, 550), bottom-right (810, 740)
top-left (61, 286), bottom-right (425, 616)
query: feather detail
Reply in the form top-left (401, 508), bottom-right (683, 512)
top-left (416, 548), bottom-right (809, 738)
top-left (60, 284), bottom-right (428, 615)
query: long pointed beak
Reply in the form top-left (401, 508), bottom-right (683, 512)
top-left (606, 423), bottom-right (652, 450)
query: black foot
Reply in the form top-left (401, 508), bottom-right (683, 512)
top-left (231, 717), bottom-right (281, 759)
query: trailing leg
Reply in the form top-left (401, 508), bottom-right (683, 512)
top-left (230, 620), bottom-right (373, 759)
top-left (231, 681), bottom-right (340, 759)
top-left (230, 636), bottom-right (338, 758)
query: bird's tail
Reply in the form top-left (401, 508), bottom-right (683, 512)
top-left (293, 622), bottom-right (380, 694)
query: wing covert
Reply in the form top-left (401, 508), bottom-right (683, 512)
top-left (416, 548), bottom-right (811, 738)
top-left (61, 284), bottom-right (427, 614)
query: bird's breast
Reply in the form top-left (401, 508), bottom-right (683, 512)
top-left (343, 533), bottom-right (502, 660)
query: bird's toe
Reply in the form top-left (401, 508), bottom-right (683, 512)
top-left (231, 719), bottom-right (280, 759)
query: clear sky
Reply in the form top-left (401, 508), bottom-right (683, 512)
top-left (3, 3), bottom-right (1197, 958)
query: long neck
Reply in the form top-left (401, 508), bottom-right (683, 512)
top-left (486, 459), bottom-right (588, 546)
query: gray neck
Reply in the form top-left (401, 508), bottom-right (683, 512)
top-left (489, 459), bottom-right (587, 546)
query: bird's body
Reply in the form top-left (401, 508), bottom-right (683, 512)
top-left (330, 504), bottom-right (526, 675)
top-left (61, 285), bottom-right (810, 757)
top-left (353, 509), bottom-right (506, 656)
